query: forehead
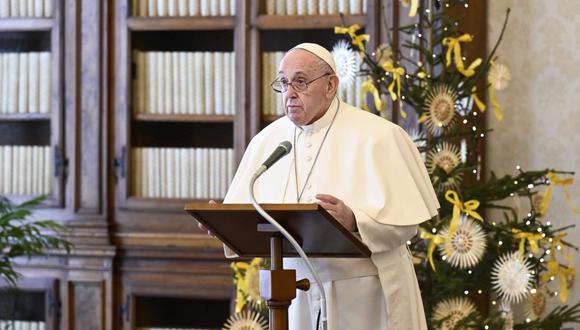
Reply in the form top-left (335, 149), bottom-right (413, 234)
top-left (278, 49), bottom-right (321, 77)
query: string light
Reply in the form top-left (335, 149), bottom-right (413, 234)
top-left (530, 288), bottom-right (537, 294)
top-left (514, 180), bottom-right (519, 185)
top-left (464, 3), bottom-right (469, 8)
top-left (546, 221), bottom-right (551, 226)
top-left (480, 133), bottom-right (484, 138)
top-left (407, 240), bottom-right (412, 245)
top-left (537, 228), bottom-right (542, 233)
top-left (546, 249), bottom-right (551, 255)
top-left (527, 212), bottom-right (532, 217)
top-left (526, 221), bottom-right (531, 225)
top-left (491, 300), bottom-right (497, 305)
top-left (432, 228), bottom-right (437, 234)
top-left (472, 169), bottom-right (477, 174)
top-left (527, 184), bottom-right (534, 189)
top-left (442, 255), bottom-right (447, 261)
top-left (526, 318), bottom-right (531, 323)
top-left (510, 193), bottom-right (515, 197)
top-left (484, 326), bottom-right (489, 330)
top-left (472, 126), bottom-right (477, 131)
top-left (478, 290), bottom-right (483, 294)
top-left (493, 222), bottom-right (497, 227)
top-left (464, 290), bottom-right (469, 295)
top-left (498, 240), bottom-right (502, 245)
top-left (463, 119), bottom-right (468, 124)
top-left (539, 258), bottom-right (545, 263)
top-left (516, 165), bottom-right (521, 170)
top-left (468, 270), bottom-right (473, 274)
top-left (528, 253), bottom-right (533, 258)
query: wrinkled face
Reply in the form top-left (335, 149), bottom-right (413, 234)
top-left (277, 50), bottom-right (337, 126)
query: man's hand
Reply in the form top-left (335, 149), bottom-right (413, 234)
top-left (197, 200), bottom-right (216, 237)
top-left (315, 194), bottom-right (357, 232)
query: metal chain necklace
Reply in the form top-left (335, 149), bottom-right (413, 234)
top-left (293, 99), bottom-right (340, 203)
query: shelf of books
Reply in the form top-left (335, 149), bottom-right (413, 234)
top-left (114, 0), bottom-right (238, 215)
top-left (0, 0), bottom-right (64, 206)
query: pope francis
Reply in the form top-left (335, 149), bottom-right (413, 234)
top-left (201, 43), bottom-right (440, 330)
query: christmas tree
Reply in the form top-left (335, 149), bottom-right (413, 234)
top-left (333, 0), bottom-right (580, 328)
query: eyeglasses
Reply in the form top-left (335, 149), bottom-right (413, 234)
top-left (270, 73), bottom-right (331, 93)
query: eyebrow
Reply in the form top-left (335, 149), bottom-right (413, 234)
top-left (277, 70), bottom-right (308, 76)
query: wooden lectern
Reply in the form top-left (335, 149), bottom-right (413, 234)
top-left (184, 203), bottom-right (371, 330)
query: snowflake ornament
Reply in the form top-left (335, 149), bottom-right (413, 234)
top-left (525, 286), bottom-right (549, 321)
top-left (438, 215), bottom-right (487, 269)
top-left (423, 84), bottom-right (458, 134)
top-left (491, 252), bottom-right (534, 303)
top-left (332, 40), bottom-right (358, 88)
top-left (222, 310), bottom-right (268, 330)
top-left (426, 142), bottom-right (463, 192)
top-left (432, 297), bottom-right (477, 330)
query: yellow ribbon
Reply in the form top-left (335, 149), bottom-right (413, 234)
top-left (420, 229), bottom-right (445, 271)
top-left (539, 172), bottom-right (579, 215)
top-left (541, 259), bottom-right (576, 303)
top-left (408, 0), bottom-right (419, 17)
top-left (445, 190), bottom-right (484, 238)
top-left (512, 229), bottom-right (542, 256)
top-left (382, 60), bottom-right (407, 118)
top-left (231, 261), bottom-right (250, 312)
top-left (471, 86), bottom-right (486, 112)
top-left (488, 86), bottom-right (504, 121)
top-left (335, 24), bottom-right (370, 54)
top-left (442, 34), bottom-right (482, 77)
top-left (360, 79), bottom-right (382, 112)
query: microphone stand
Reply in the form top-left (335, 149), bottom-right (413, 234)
top-left (250, 171), bottom-right (328, 330)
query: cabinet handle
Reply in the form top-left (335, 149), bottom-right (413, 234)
top-left (113, 146), bottom-right (126, 181)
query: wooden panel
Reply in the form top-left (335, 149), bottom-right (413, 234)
top-left (128, 16), bottom-right (235, 31)
top-left (69, 282), bottom-right (104, 330)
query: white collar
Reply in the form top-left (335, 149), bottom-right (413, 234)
top-left (298, 97), bottom-right (339, 133)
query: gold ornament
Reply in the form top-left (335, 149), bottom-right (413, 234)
top-left (525, 287), bottom-right (549, 321)
top-left (488, 62), bottom-right (511, 91)
top-left (426, 143), bottom-right (463, 192)
top-left (438, 215), bottom-right (487, 269)
top-left (422, 84), bottom-right (458, 134)
top-left (432, 297), bottom-right (477, 330)
top-left (222, 310), bottom-right (268, 330)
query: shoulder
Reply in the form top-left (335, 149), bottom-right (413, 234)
top-left (337, 101), bottom-right (407, 140)
top-left (246, 115), bottom-right (293, 150)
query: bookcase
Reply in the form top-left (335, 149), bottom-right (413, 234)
top-left (0, 0), bottom-right (63, 207)
top-left (2, 0), bottom-right (495, 329)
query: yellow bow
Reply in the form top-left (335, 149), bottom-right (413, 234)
top-left (539, 172), bottom-right (579, 215)
top-left (445, 190), bottom-right (484, 238)
top-left (512, 229), bottom-right (542, 256)
top-left (541, 259), bottom-right (576, 303)
top-left (382, 60), bottom-right (407, 118)
top-left (420, 229), bottom-right (445, 271)
top-left (408, 0), bottom-right (419, 17)
top-left (231, 261), bottom-right (250, 312)
top-left (442, 34), bottom-right (482, 77)
top-left (360, 79), bottom-right (382, 112)
top-left (471, 86), bottom-right (486, 113)
top-left (335, 24), bottom-right (370, 54)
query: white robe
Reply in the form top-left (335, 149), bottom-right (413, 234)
top-left (224, 98), bottom-right (439, 329)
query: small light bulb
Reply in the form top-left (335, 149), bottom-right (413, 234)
top-left (492, 300), bottom-right (497, 305)
top-left (472, 169), bottom-right (477, 174)
top-left (514, 180), bottom-right (519, 185)
top-left (540, 258), bottom-right (545, 263)
top-left (417, 33), bottom-right (423, 38)
top-left (510, 193), bottom-right (515, 197)
top-left (464, 290), bottom-right (469, 295)
top-left (485, 326), bottom-right (489, 330)
top-left (537, 228), bottom-right (542, 233)
top-left (528, 253), bottom-right (533, 258)
top-left (493, 222), bottom-right (497, 227)
top-left (546, 221), bottom-right (551, 226)
top-left (432, 228), bottom-right (437, 233)
top-left (526, 221), bottom-right (531, 225)
top-left (407, 240), bottom-right (412, 245)
top-left (472, 126), bottom-right (477, 131)
top-left (549, 238), bottom-right (553, 242)
top-left (526, 318), bottom-right (531, 323)
top-left (478, 290), bottom-right (482, 294)
top-left (468, 270), bottom-right (472, 274)
top-left (516, 165), bottom-right (521, 170)
top-left (480, 133), bottom-right (484, 138)
top-left (442, 255), bottom-right (447, 260)
top-left (463, 119), bottom-right (468, 124)
top-left (546, 249), bottom-right (551, 255)
top-left (465, 3), bottom-right (469, 8)
top-left (550, 276), bottom-right (555, 281)
top-left (557, 245), bottom-right (562, 251)
top-left (528, 184), bottom-right (534, 189)
top-left (527, 212), bottom-right (532, 217)
top-left (498, 240), bottom-right (502, 245)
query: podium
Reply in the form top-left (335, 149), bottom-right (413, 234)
top-left (184, 203), bottom-right (371, 330)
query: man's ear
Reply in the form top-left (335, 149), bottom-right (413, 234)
top-left (327, 75), bottom-right (339, 97)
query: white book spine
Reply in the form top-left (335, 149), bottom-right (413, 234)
top-left (203, 52), bottom-right (214, 115)
top-left (307, 0), bottom-right (317, 14)
top-left (220, 149), bottom-right (227, 198)
top-left (25, 146), bottom-right (33, 194)
top-left (0, 54), bottom-right (5, 113)
top-left (188, 0), bottom-right (199, 16)
top-left (0, 146), bottom-right (3, 193)
top-left (362, 0), bottom-right (367, 13)
top-left (156, 52), bottom-right (165, 113)
top-left (287, 0), bottom-right (296, 15)
top-left (157, 0), bottom-right (167, 16)
top-left (36, 145), bottom-right (44, 194)
top-left (275, 52), bottom-right (284, 115)
top-left (230, 0), bottom-right (235, 15)
top-left (227, 148), bottom-right (234, 186)
top-left (43, 0), bottom-right (51, 16)
top-left (338, 0), bottom-right (348, 13)
top-left (177, 0), bottom-right (186, 16)
top-left (170, 148), bottom-right (178, 198)
top-left (0, 0), bottom-right (8, 17)
top-left (230, 52), bottom-right (235, 114)
top-left (208, 148), bottom-right (214, 199)
top-left (209, 0), bottom-right (218, 16)
top-left (28, 52), bottom-right (40, 113)
top-left (147, 0), bottom-right (157, 16)
top-left (188, 148), bottom-right (195, 198)
top-left (200, 0), bottom-right (209, 16)
top-left (178, 52), bottom-right (187, 114)
top-left (179, 148), bottom-right (187, 198)
top-left (149, 148), bottom-right (157, 198)
top-left (318, 0), bottom-right (327, 14)
top-left (275, 0), bottom-right (285, 15)
top-left (349, 0), bottom-right (361, 14)
top-left (9, 0), bottom-right (18, 17)
top-left (39, 52), bottom-right (51, 113)
top-left (17, 146), bottom-right (25, 194)
top-left (266, 0), bottom-right (275, 15)
top-left (202, 148), bottom-right (209, 198)
top-left (223, 52), bottom-right (231, 115)
top-left (193, 52), bottom-right (204, 115)
top-left (195, 148), bottom-right (203, 198)
top-left (214, 52), bottom-right (223, 115)
top-left (8, 53), bottom-right (19, 113)
top-left (167, 0), bottom-right (177, 16)
top-left (27, 0), bottom-right (32, 16)
top-left (141, 148), bottom-right (149, 197)
top-left (33, 0), bottom-right (42, 16)
top-left (44, 145), bottom-right (50, 194)
top-left (18, 53), bottom-right (29, 113)
top-left (296, 0), bottom-right (304, 15)
top-left (328, 0), bottom-right (337, 14)
top-left (219, 0), bottom-right (228, 15)
top-left (186, 52), bottom-right (194, 114)
top-left (3, 146), bottom-right (12, 193)
top-left (18, 0), bottom-right (26, 17)
top-left (171, 52), bottom-right (180, 114)
top-left (147, 52), bottom-right (157, 114)
top-left (163, 52), bottom-right (173, 114)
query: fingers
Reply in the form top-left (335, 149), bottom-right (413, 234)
top-left (197, 221), bottom-right (215, 237)
top-left (315, 193), bottom-right (340, 204)
top-left (209, 200), bottom-right (217, 204)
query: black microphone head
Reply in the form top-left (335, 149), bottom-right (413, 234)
top-left (279, 141), bottom-right (292, 155)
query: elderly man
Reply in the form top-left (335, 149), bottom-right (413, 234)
top-left (208, 43), bottom-right (439, 329)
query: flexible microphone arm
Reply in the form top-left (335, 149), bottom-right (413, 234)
top-left (249, 167), bottom-right (328, 330)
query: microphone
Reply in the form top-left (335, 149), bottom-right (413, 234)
top-left (254, 141), bottom-right (292, 178)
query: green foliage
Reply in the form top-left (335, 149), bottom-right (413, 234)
top-left (0, 195), bottom-right (72, 286)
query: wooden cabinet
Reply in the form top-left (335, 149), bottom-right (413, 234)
top-left (2, 1), bottom-right (380, 329)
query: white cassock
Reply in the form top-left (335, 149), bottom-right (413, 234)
top-left (223, 97), bottom-right (439, 330)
